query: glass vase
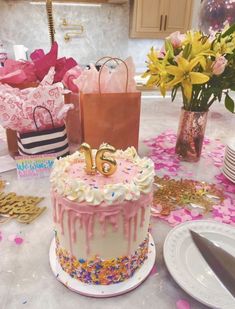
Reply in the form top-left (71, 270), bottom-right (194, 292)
top-left (175, 108), bottom-right (208, 162)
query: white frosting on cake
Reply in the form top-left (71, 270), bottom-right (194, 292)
top-left (50, 147), bottom-right (155, 206)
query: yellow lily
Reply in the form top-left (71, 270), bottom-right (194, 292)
top-left (166, 57), bottom-right (210, 101)
top-left (213, 36), bottom-right (235, 55)
top-left (183, 31), bottom-right (215, 59)
top-left (143, 53), bottom-right (171, 96)
top-left (147, 46), bottom-right (159, 63)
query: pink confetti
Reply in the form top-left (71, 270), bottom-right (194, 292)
top-left (8, 234), bottom-right (17, 242)
top-left (215, 173), bottom-right (235, 194)
top-left (150, 264), bottom-right (158, 276)
top-left (176, 299), bottom-right (191, 309)
top-left (8, 234), bottom-right (24, 245)
top-left (155, 208), bottom-right (203, 227)
top-left (14, 236), bottom-right (24, 245)
top-left (144, 131), bottom-right (226, 177)
top-left (145, 131), bottom-right (234, 226)
top-left (212, 198), bottom-right (235, 225)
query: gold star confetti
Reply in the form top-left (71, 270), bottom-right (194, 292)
top-left (153, 176), bottom-right (225, 216)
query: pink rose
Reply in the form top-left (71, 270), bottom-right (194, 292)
top-left (212, 56), bottom-right (228, 75)
top-left (158, 46), bottom-right (166, 58)
top-left (168, 31), bottom-right (185, 48)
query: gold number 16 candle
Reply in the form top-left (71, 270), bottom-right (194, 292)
top-left (79, 143), bottom-right (117, 176)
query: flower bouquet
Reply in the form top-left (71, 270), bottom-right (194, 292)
top-left (143, 25), bottom-right (235, 162)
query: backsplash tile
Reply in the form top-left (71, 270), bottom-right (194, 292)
top-left (0, 0), bottom-right (199, 71)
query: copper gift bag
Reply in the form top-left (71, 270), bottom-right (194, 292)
top-left (79, 58), bottom-right (141, 150)
top-left (64, 92), bottom-right (81, 147)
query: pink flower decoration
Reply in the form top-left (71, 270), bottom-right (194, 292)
top-left (176, 299), bottom-right (191, 309)
top-left (158, 45), bottom-right (166, 58)
top-left (168, 31), bottom-right (185, 48)
top-left (212, 55), bottom-right (228, 75)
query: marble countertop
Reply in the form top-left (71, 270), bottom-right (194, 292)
top-left (0, 96), bottom-right (234, 309)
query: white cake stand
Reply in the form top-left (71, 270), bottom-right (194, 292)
top-left (49, 234), bottom-right (156, 298)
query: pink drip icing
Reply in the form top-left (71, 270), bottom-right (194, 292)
top-left (109, 213), bottom-right (119, 232)
top-left (60, 208), bottom-right (66, 235)
top-left (52, 195), bottom-right (57, 222)
top-left (52, 191), bottom-right (152, 256)
top-left (140, 207), bottom-right (145, 227)
top-left (79, 217), bottom-right (83, 229)
top-left (67, 210), bottom-right (73, 255)
top-left (72, 215), bottom-right (80, 242)
top-left (55, 203), bottom-right (66, 235)
top-left (133, 213), bottom-right (138, 241)
top-left (82, 214), bottom-right (94, 255)
top-left (124, 219), bottom-right (128, 239)
top-left (99, 213), bottom-right (106, 236)
top-left (127, 217), bottom-right (132, 254)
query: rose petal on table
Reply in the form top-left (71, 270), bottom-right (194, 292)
top-left (176, 299), bottom-right (191, 309)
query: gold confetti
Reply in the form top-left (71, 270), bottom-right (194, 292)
top-left (0, 179), bottom-right (5, 191)
top-left (153, 176), bottom-right (225, 216)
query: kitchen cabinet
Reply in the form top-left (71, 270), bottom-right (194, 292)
top-left (130, 0), bottom-right (193, 39)
top-left (28, 0), bottom-right (128, 4)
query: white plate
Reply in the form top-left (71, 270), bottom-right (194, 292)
top-left (224, 156), bottom-right (235, 169)
top-left (222, 167), bottom-right (235, 183)
top-left (223, 160), bottom-right (235, 174)
top-left (226, 147), bottom-right (235, 159)
top-left (50, 234), bottom-right (156, 298)
top-left (227, 139), bottom-right (235, 152)
top-left (164, 220), bottom-right (235, 309)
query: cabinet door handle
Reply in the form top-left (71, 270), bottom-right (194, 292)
top-left (160, 15), bottom-right (163, 31)
top-left (164, 15), bottom-right (167, 31)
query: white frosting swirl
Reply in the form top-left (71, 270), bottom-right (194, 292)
top-left (50, 147), bottom-right (154, 206)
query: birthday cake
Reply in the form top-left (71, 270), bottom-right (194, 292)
top-left (50, 146), bottom-right (154, 285)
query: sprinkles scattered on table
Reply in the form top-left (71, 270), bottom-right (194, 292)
top-left (55, 236), bottom-right (149, 285)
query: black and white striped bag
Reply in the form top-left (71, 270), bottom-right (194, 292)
top-left (17, 106), bottom-right (69, 158)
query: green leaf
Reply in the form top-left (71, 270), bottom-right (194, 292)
top-left (165, 40), bottom-right (174, 59)
top-left (171, 86), bottom-right (179, 101)
top-left (182, 43), bottom-right (192, 59)
top-left (221, 23), bottom-right (235, 37)
top-left (225, 93), bottom-right (235, 113)
top-left (218, 91), bottom-right (222, 102)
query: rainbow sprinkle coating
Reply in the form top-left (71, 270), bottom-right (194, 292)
top-left (55, 235), bottom-right (149, 285)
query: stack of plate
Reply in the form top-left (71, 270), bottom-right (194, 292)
top-left (223, 139), bottom-right (235, 183)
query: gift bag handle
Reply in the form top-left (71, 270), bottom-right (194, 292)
top-left (33, 105), bottom-right (55, 131)
top-left (95, 56), bottom-right (119, 67)
top-left (98, 57), bottom-right (129, 94)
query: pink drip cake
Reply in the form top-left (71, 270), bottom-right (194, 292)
top-left (50, 147), bottom-right (154, 285)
